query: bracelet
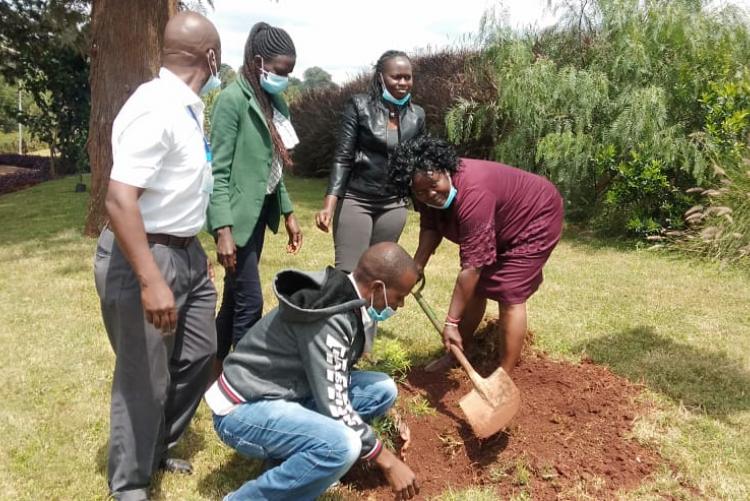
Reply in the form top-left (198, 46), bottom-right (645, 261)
top-left (444, 321), bottom-right (459, 328)
top-left (446, 315), bottom-right (462, 324)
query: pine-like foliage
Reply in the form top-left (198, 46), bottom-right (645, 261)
top-left (446, 0), bottom-right (750, 234)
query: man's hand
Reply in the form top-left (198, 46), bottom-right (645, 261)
top-left (442, 322), bottom-right (463, 352)
top-left (285, 213), bottom-right (303, 254)
top-left (374, 448), bottom-right (419, 500)
top-left (216, 227), bottom-right (237, 274)
top-left (104, 180), bottom-right (178, 335)
top-left (141, 276), bottom-right (177, 335)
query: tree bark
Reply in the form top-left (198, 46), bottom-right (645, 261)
top-left (84, 0), bottom-right (177, 236)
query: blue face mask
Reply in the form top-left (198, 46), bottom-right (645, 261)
top-left (366, 283), bottom-right (396, 322)
top-left (380, 73), bottom-right (411, 106)
top-left (200, 50), bottom-right (221, 96)
top-left (424, 177), bottom-right (458, 210)
top-left (200, 75), bottom-right (221, 96)
top-left (259, 57), bottom-right (289, 94)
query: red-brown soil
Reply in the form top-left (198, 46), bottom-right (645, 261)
top-left (345, 323), bottom-right (667, 499)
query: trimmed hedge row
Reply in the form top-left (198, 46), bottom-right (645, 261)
top-left (289, 49), bottom-right (492, 178)
top-left (0, 154), bottom-right (51, 195)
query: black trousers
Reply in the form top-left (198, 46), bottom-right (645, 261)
top-left (215, 195), bottom-right (273, 359)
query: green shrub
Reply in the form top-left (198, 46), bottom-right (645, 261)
top-left (671, 73), bottom-right (750, 262)
top-left (0, 131), bottom-right (46, 155)
top-left (370, 414), bottom-right (399, 451)
top-left (359, 337), bottom-right (411, 383)
top-left (447, 0), bottom-right (750, 236)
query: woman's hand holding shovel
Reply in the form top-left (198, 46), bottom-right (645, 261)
top-left (442, 323), bottom-right (463, 352)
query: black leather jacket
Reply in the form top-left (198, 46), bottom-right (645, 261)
top-left (326, 93), bottom-right (426, 200)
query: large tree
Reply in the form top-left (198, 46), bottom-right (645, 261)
top-left (84, 1), bottom-right (217, 235)
top-left (302, 66), bottom-right (338, 91)
top-left (84, 0), bottom-right (177, 235)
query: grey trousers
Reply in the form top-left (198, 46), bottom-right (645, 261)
top-left (94, 228), bottom-right (217, 500)
top-left (332, 197), bottom-right (408, 272)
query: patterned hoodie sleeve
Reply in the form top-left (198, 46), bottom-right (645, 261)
top-left (296, 318), bottom-right (383, 461)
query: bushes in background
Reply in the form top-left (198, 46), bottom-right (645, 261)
top-left (289, 77), bottom-right (367, 177)
top-left (667, 73), bottom-right (750, 263)
top-left (0, 154), bottom-right (51, 195)
top-left (0, 131), bottom-right (47, 155)
top-left (289, 48), bottom-right (493, 177)
top-left (447, 1), bottom-right (750, 237)
top-left (287, 0), bottom-right (749, 258)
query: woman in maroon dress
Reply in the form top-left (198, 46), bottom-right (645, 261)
top-left (389, 135), bottom-right (563, 374)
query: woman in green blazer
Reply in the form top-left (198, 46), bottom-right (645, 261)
top-left (207, 22), bottom-right (303, 364)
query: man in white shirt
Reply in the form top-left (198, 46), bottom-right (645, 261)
top-left (93, 12), bottom-right (221, 501)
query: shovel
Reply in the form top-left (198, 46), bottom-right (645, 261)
top-left (411, 277), bottom-right (521, 438)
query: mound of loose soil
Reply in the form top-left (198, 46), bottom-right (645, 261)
top-left (345, 323), bottom-right (667, 499)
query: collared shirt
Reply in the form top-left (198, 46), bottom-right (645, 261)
top-left (110, 67), bottom-right (211, 237)
top-left (347, 273), bottom-right (377, 353)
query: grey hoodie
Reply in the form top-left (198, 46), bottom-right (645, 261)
top-left (219, 267), bottom-right (383, 460)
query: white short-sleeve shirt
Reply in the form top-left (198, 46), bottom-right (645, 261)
top-left (110, 68), bottom-right (211, 237)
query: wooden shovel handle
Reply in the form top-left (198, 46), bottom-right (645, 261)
top-left (412, 287), bottom-right (490, 398)
top-left (447, 343), bottom-right (484, 385)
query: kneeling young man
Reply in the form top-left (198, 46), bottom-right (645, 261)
top-left (205, 242), bottom-right (420, 500)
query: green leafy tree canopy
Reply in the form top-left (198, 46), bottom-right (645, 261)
top-left (0, 0), bottom-right (90, 175)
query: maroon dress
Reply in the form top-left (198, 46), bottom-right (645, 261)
top-left (419, 158), bottom-right (564, 305)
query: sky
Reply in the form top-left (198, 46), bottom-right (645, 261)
top-left (206, 0), bottom-right (750, 85)
top-left (206, 0), bottom-right (557, 84)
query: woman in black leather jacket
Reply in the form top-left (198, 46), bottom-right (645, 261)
top-left (314, 50), bottom-right (426, 272)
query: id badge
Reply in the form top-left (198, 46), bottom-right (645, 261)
top-left (201, 161), bottom-right (214, 194)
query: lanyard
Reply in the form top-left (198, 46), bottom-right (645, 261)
top-left (187, 106), bottom-right (212, 163)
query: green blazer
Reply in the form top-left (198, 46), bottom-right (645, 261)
top-left (206, 74), bottom-right (294, 247)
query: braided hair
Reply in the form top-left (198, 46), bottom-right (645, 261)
top-left (241, 22), bottom-right (297, 170)
top-left (369, 50), bottom-right (411, 103)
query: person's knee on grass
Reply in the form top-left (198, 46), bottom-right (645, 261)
top-left (206, 241), bottom-right (421, 499)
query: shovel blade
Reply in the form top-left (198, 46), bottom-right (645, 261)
top-left (458, 368), bottom-right (521, 439)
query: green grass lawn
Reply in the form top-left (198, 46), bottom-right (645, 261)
top-left (1, 175), bottom-right (748, 500)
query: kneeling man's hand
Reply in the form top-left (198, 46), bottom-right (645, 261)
top-left (375, 447), bottom-right (419, 500)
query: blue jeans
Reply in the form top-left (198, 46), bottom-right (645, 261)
top-left (213, 371), bottom-right (397, 501)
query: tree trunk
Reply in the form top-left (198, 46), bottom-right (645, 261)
top-left (49, 137), bottom-right (57, 178)
top-left (84, 0), bottom-right (177, 236)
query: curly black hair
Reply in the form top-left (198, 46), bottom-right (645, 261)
top-left (388, 135), bottom-right (460, 198)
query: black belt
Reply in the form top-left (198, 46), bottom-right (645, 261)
top-left (146, 233), bottom-right (195, 248)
